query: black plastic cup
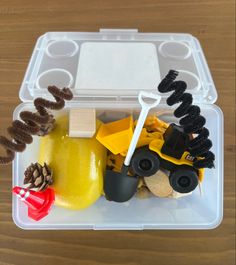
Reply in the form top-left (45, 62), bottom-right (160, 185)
top-left (104, 165), bottom-right (139, 202)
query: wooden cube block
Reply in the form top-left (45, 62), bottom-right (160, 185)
top-left (69, 108), bottom-right (96, 138)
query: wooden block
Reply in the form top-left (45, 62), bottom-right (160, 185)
top-left (144, 170), bottom-right (173, 198)
top-left (69, 108), bottom-right (96, 138)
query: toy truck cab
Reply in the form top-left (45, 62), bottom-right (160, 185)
top-left (130, 123), bottom-right (204, 193)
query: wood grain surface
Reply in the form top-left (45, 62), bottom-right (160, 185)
top-left (0, 0), bottom-right (235, 264)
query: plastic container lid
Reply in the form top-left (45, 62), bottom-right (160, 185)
top-left (19, 29), bottom-right (218, 104)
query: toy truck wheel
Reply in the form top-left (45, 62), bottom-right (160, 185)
top-left (169, 166), bottom-right (199, 193)
top-left (130, 148), bottom-right (160, 177)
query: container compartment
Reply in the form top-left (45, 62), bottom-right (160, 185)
top-left (46, 40), bottom-right (79, 58)
top-left (74, 42), bottom-right (161, 96)
top-left (158, 41), bottom-right (192, 60)
top-left (36, 68), bottom-right (74, 90)
top-left (12, 102), bottom-right (223, 230)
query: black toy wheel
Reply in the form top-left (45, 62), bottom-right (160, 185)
top-left (130, 147), bottom-right (160, 177)
top-left (169, 166), bottom-right (199, 193)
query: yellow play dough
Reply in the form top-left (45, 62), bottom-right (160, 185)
top-left (38, 115), bottom-right (107, 210)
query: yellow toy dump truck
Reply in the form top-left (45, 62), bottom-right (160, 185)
top-left (96, 115), bottom-right (204, 194)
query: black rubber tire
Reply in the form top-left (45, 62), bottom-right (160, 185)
top-left (169, 166), bottom-right (199, 193)
top-left (130, 148), bottom-right (160, 177)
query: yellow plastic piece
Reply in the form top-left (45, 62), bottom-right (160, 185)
top-left (107, 153), bottom-right (125, 172)
top-left (96, 116), bottom-right (134, 155)
top-left (38, 115), bottom-right (107, 210)
top-left (120, 128), bottom-right (162, 156)
top-left (144, 115), bottom-right (169, 133)
top-left (136, 129), bottom-right (162, 148)
top-left (198, 168), bottom-right (204, 182)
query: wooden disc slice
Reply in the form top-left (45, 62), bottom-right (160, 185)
top-left (144, 170), bottom-right (173, 197)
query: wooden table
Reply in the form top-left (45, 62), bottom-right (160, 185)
top-left (0, 1), bottom-right (235, 264)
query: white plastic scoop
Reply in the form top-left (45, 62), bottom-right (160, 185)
top-left (124, 91), bottom-right (161, 167)
top-left (104, 91), bottom-right (161, 202)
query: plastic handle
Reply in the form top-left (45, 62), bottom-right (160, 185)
top-left (99, 28), bottom-right (138, 33)
top-left (124, 91), bottom-right (161, 166)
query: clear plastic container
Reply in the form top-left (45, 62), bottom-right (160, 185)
top-left (13, 29), bottom-right (223, 230)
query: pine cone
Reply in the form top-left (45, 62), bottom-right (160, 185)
top-left (24, 162), bottom-right (53, 191)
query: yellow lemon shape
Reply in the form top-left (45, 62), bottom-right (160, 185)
top-left (38, 115), bottom-right (107, 210)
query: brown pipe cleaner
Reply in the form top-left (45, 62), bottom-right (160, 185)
top-left (0, 86), bottom-right (73, 165)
